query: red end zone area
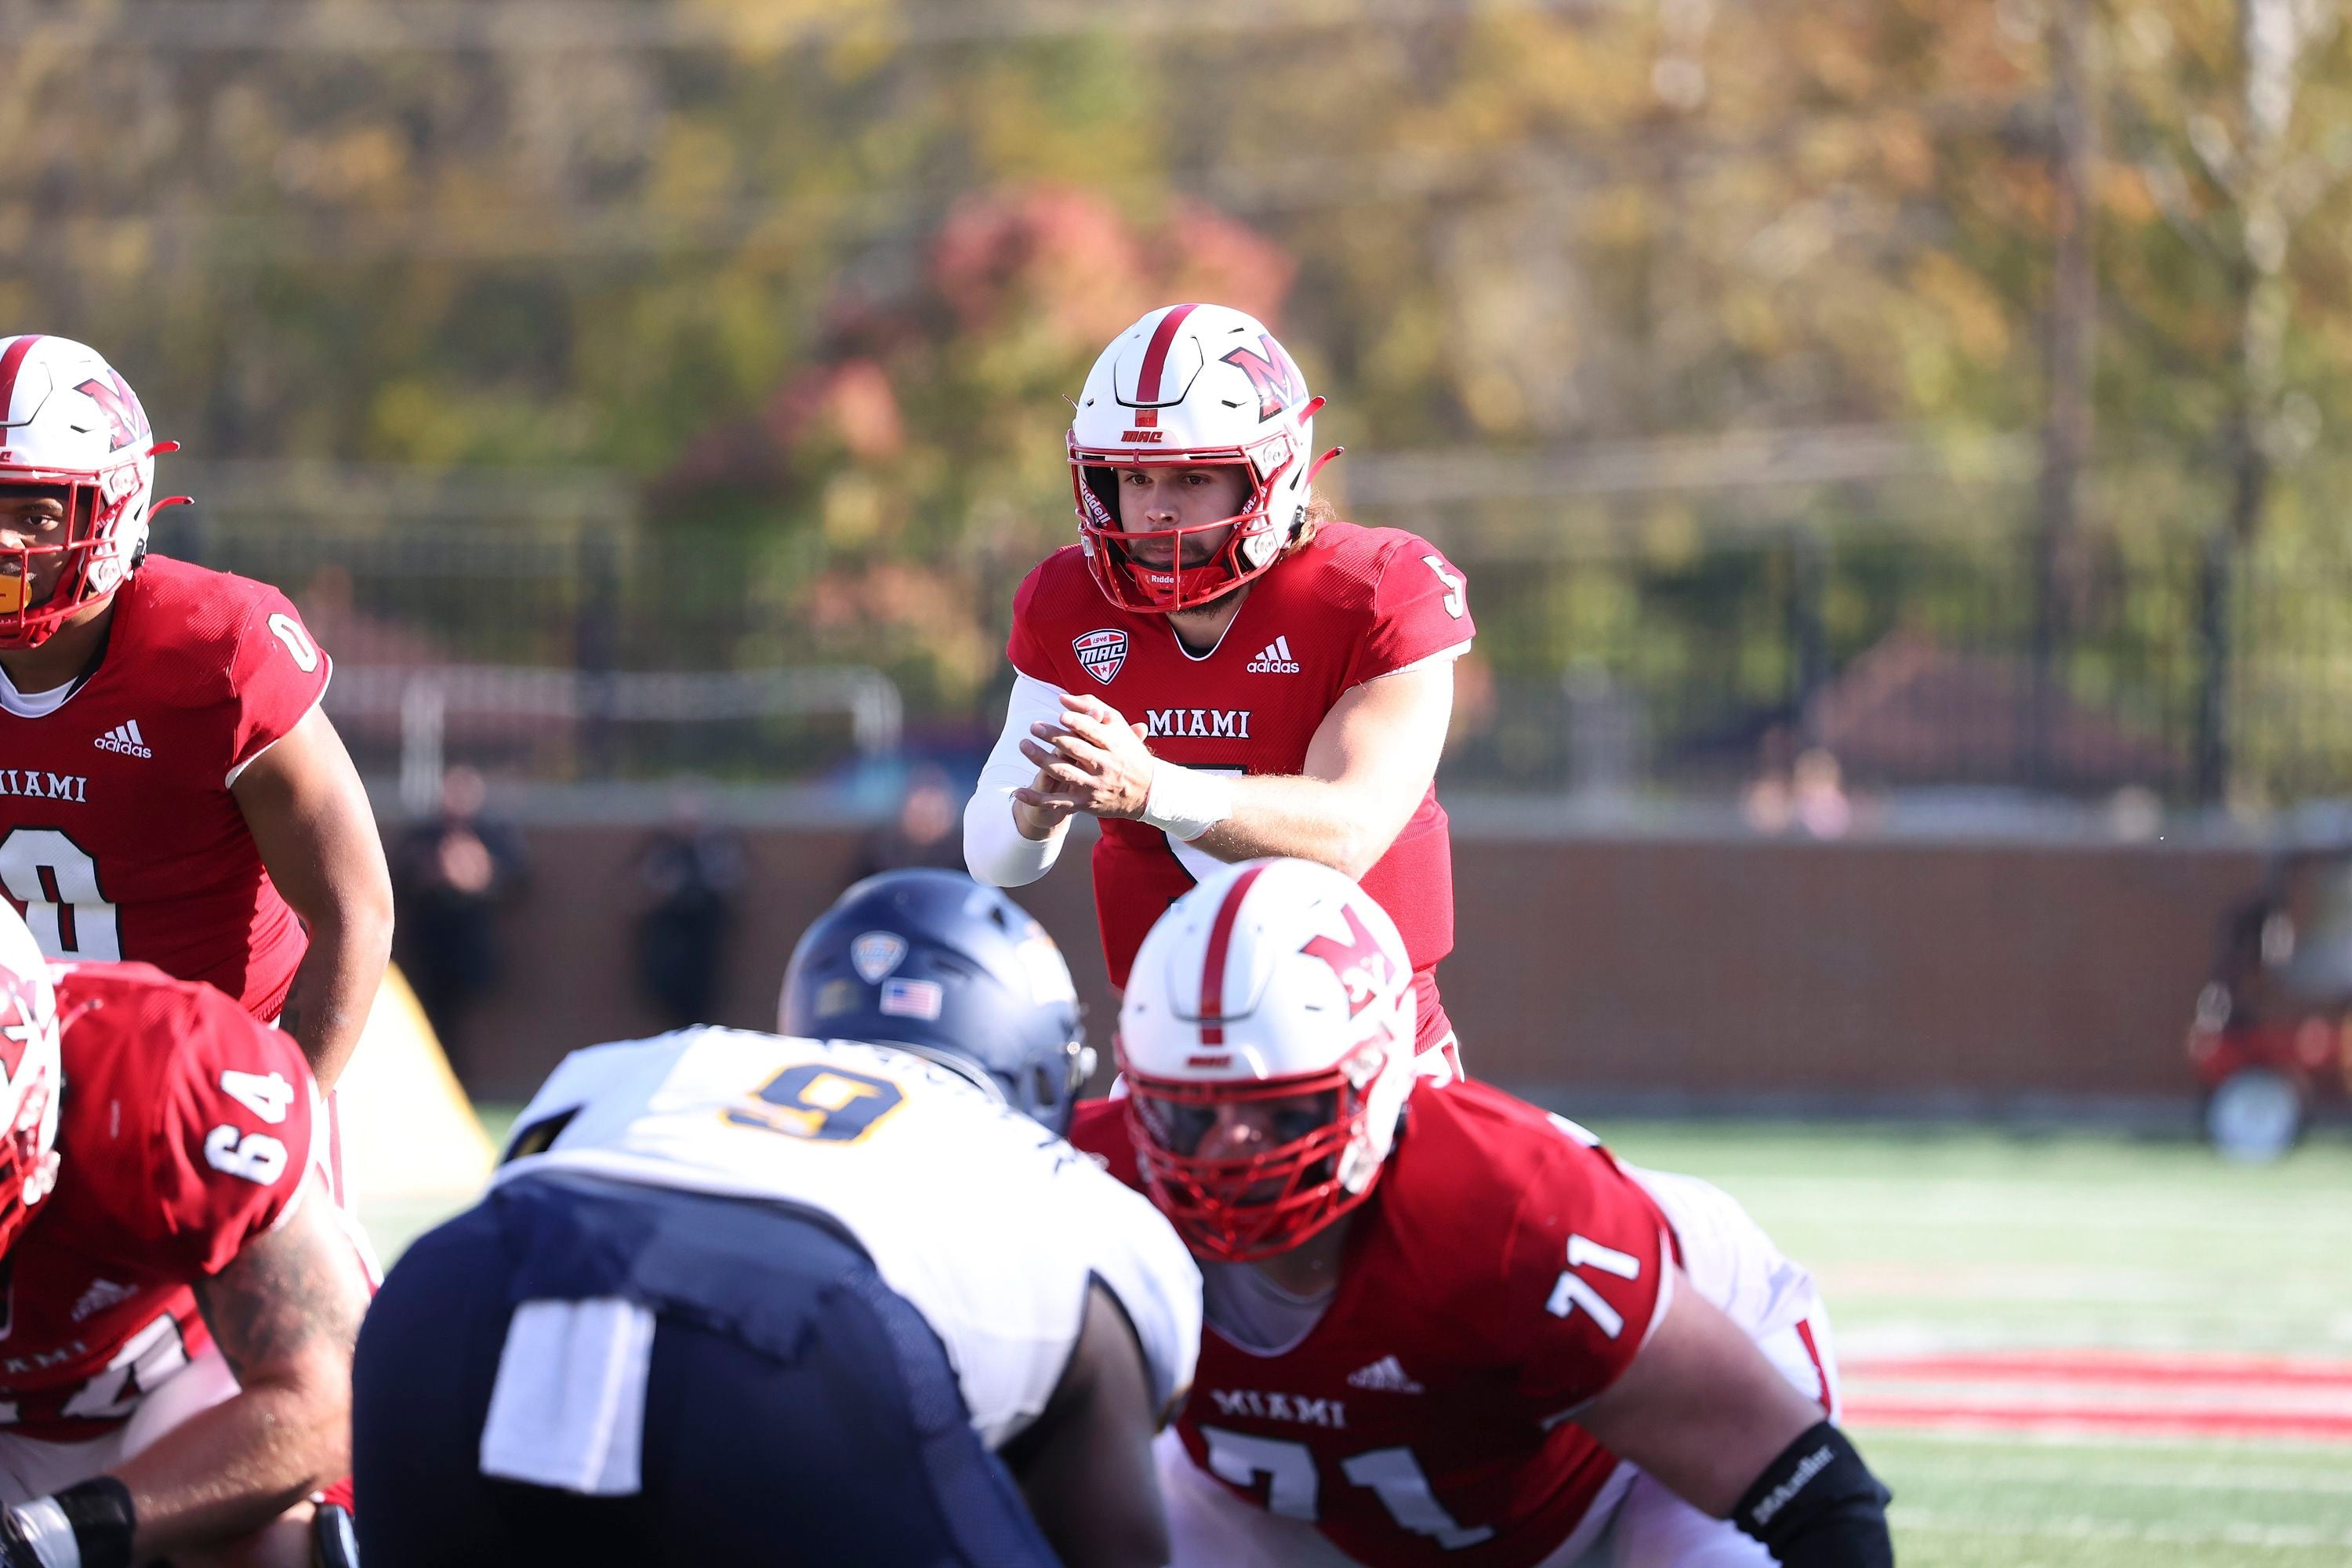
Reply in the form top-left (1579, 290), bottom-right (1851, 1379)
top-left (1842, 1349), bottom-right (2352, 1443)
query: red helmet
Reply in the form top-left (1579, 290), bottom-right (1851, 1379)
top-left (1068, 303), bottom-right (1340, 614)
top-left (0, 905), bottom-right (62, 1261)
top-left (0, 336), bottom-right (188, 648)
top-left (1116, 858), bottom-right (1417, 1262)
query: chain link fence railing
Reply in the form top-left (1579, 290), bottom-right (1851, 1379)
top-left (149, 464), bottom-right (2352, 808)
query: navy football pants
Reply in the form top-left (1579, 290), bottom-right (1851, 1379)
top-left (351, 1184), bottom-right (1062, 1567)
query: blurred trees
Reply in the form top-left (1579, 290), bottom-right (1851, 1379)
top-left (7, 0), bottom-right (2352, 794)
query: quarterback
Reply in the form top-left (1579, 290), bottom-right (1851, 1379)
top-left (966, 303), bottom-right (1473, 1069)
top-left (1073, 858), bottom-right (1894, 1568)
top-left (0, 907), bottom-right (371, 1568)
top-left (0, 336), bottom-right (390, 1088)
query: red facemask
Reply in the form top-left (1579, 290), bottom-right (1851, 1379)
top-left (1123, 1048), bottom-right (1391, 1263)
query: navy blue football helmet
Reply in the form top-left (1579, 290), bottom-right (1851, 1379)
top-left (779, 869), bottom-right (1094, 1134)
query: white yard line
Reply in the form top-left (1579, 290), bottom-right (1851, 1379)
top-left (1895, 1509), bottom-right (2352, 1552)
top-left (1887, 1457), bottom-right (2352, 1496)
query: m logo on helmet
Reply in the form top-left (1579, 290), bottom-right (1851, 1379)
top-left (1301, 905), bottom-right (1392, 1019)
top-left (0, 986), bottom-right (44, 1090)
top-left (1221, 336), bottom-right (1303, 423)
top-left (72, 373), bottom-right (148, 454)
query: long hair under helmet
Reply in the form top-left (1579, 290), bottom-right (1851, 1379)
top-left (1069, 303), bottom-right (1343, 615)
top-left (1116, 858), bottom-right (1417, 1262)
top-left (0, 336), bottom-right (188, 648)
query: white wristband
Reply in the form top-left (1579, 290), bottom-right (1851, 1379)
top-left (9, 1498), bottom-right (80, 1568)
top-left (1140, 762), bottom-right (1234, 843)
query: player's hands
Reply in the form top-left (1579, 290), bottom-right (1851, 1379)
top-left (1014, 694), bottom-right (1157, 825)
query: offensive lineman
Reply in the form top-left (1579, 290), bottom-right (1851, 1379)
top-left (0, 335), bottom-right (391, 1088)
top-left (353, 870), bottom-right (1201, 1566)
top-left (0, 907), bottom-right (372, 1568)
top-left (1075, 858), bottom-right (1895, 1567)
top-left (967, 303), bottom-right (1474, 1073)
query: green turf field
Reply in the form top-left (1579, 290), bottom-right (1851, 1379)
top-left (1592, 1122), bottom-right (2352, 1566)
top-left (367, 1117), bottom-right (2352, 1566)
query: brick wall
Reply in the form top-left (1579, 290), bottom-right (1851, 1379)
top-left (427, 825), bottom-right (2252, 1110)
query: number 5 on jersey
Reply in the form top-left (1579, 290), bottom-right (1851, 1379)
top-left (1421, 555), bottom-right (1466, 619)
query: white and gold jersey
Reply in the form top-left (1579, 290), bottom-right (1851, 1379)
top-left (498, 1027), bottom-right (1199, 1450)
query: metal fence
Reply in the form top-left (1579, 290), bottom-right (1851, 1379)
top-left (150, 488), bottom-right (2352, 807)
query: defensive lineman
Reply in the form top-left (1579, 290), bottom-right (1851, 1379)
top-left (353, 870), bottom-right (1201, 1566)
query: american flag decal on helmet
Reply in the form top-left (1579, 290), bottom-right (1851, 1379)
top-left (1073, 629), bottom-right (1128, 684)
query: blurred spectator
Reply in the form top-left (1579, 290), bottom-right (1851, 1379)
top-left (634, 784), bottom-right (750, 1026)
top-left (845, 763), bottom-right (970, 888)
top-left (1791, 748), bottom-right (1853, 840)
top-left (391, 765), bottom-right (528, 1062)
top-left (1740, 725), bottom-right (1799, 834)
top-left (1742, 731), bottom-right (1853, 840)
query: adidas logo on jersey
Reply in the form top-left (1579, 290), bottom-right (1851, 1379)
top-left (93, 720), bottom-right (151, 759)
top-left (1247, 636), bottom-right (1301, 674)
top-left (70, 1279), bottom-right (135, 1323)
top-left (1345, 1355), bottom-right (1425, 1394)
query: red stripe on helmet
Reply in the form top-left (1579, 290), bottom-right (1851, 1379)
top-left (1134, 303), bottom-right (1200, 407)
top-left (1197, 862), bottom-right (1269, 1047)
top-left (0, 337), bottom-right (39, 427)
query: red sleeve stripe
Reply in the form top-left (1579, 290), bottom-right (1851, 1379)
top-left (1795, 1318), bottom-right (1834, 1414)
top-left (0, 337), bottom-right (40, 426)
top-left (1197, 862), bottom-right (1269, 1047)
top-left (1134, 303), bottom-right (1200, 406)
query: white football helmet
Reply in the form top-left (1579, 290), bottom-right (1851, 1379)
top-left (0, 336), bottom-right (187, 648)
top-left (1116, 858), bottom-right (1417, 1261)
top-left (1068, 303), bottom-right (1341, 613)
top-left (0, 904), bottom-right (61, 1259)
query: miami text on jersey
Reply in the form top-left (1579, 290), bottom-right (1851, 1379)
top-left (0, 771), bottom-right (88, 802)
top-left (1145, 708), bottom-right (1252, 739)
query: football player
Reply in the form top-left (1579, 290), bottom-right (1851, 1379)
top-left (0, 336), bottom-right (391, 1090)
top-left (1073, 858), bottom-right (1895, 1568)
top-left (965, 303), bottom-right (1473, 1076)
top-left (0, 906), bottom-right (372, 1568)
top-left (353, 870), bottom-right (1202, 1567)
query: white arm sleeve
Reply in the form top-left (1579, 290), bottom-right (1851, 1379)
top-left (964, 671), bottom-right (1076, 887)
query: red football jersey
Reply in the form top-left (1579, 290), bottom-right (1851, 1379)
top-left (1071, 1080), bottom-right (1675, 1568)
top-left (0, 557), bottom-right (331, 1021)
top-left (1007, 523), bottom-right (1473, 1051)
top-left (0, 962), bottom-right (316, 1442)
